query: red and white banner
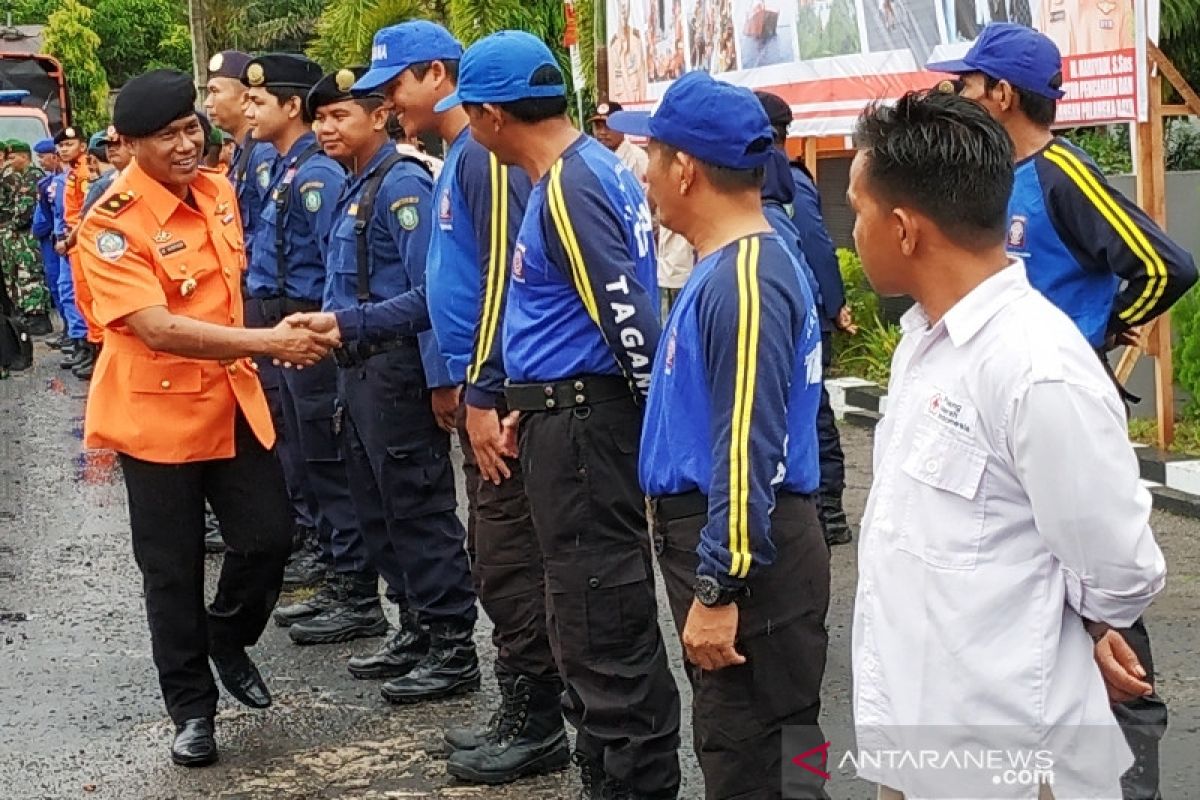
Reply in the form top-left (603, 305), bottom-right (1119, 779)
top-left (606, 0), bottom-right (1151, 135)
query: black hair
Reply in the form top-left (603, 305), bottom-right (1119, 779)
top-left (854, 90), bottom-right (1013, 248)
top-left (984, 74), bottom-right (1058, 126)
top-left (265, 86), bottom-right (313, 123)
top-left (408, 60), bottom-right (460, 82)
top-left (770, 124), bottom-right (787, 145)
top-left (651, 141), bottom-right (765, 193)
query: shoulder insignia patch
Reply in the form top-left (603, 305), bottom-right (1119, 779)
top-left (96, 230), bottom-right (128, 260)
top-left (390, 196), bottom-right (420, 211)
top-left (396, 204), bottom-right (419, 231)
top-left (302, 189), bottom-right (323, 213)
top-left (94, 191), bottom-right (138, 218)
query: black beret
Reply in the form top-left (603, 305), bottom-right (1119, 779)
top-left (114, 69), bottom-right (197, 137)
top-left (207, 50), bottom-right (253, 81)
top-left (241, 54), bottom-right (324, 91)
top-left (53, 126), bottom-right (85, 144)
top-left (754, 91), bottom-right (793, 130)
top-left (305, 66), bottom-right (381, 118)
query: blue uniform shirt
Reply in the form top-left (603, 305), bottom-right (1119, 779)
top-left (82, 169), bottom-right (117, 215)
top-left (426, 128), bottom-right (531, 407)
top-left (1007, 138), bottom-right (1196, 348)
top-left (247, 132), bottom-right (345, 301)
top-left (33, 172), bottom-right (57, 240)
top-left (229, 134), bottom-right (277, 246)
top-left (789, 162), bottom-right (844, 322)
top-left (505, 135), bottom-right (659, 395)
top-left (51, 171), bottom-right (68, 237)
top-left (325, 142), bottom-right (449, 388)
top-left (641, 232), bottom-right (823, 588)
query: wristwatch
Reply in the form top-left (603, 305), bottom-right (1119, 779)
top-left (694, 575), bottom-right (743, 607)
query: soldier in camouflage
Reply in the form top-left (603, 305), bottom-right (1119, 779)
top-left (0, 139), bottom-right (52, 333)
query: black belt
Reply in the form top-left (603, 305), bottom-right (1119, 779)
top-left (650, 489), bottom-right (817, 523)
top-left (504, 374), bottom-right (633, 412)
top-left (333, 336), bottom-right (418, 368)
top-left (245, 296), bottom-right (321, 324)
top-left (650, 490), bottom-right (708, 522)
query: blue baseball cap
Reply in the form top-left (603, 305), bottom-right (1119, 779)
top-left (434, 30), bottom-right (565, 113)
top-left (926, 23), bottom-right (1065, 100)
top-left (353, 21), bottom-right (464, 93)
top-left (606, 71), bottom-right (773, 170)
top-left (33, 138), bottom-right (55, 155)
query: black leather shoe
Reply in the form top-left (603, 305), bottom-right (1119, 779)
top-left (274, 576), bottom-right (338, 627)
top-left (211, 648), bottom-right (271, 709)
top-left (380, 620), bottom-right (480, 704)
top-left (289, 573), bottom-right (388, 645)
top-left (58, 339), bottom-right (83, 368)
top-left (347, 609), bottom-right (429, 679)
top-left (48, 331), bottom-right (71, 350)
top-left (443, 670), bottom-right (516, 753)
top-left (171, 717), bottom-right (218, 767)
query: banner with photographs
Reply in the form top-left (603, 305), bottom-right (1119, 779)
top-left (606, 0), bottom-right (1150, 135)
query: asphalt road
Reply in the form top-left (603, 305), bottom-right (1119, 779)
top-left (1, 346), bottom-right (1198, 799)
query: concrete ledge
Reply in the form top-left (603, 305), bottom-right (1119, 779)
top-left (837, 378), bottom-right (1200, 520)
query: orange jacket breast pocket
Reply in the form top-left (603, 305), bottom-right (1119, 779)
top-left (129, 359), bottom-right (204, 395)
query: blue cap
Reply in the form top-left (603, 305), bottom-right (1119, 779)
top-left (434, 30), bottom-right (565, 113)
top-left (926, 23), bottom-right (1065, 100)
top-left (353, 21), bottom-right (464, 93)
top-left (33, 138), bottom-right (55, 155)
top-left (606, 71), bottom-right (773, 170)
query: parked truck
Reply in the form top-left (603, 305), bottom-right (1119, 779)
top-left (0, 22), bottom-right (72, 146)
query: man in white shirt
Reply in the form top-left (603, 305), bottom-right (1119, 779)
top-left (847, 90), bottom-right (1166, 799)
top-left (590, 101), bottom-right (648, 184)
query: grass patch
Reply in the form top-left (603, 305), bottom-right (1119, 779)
top-left (1127, 417), bottom-right (1200, 456)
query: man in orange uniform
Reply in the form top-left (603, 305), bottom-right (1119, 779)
top-left (58, 125), bottom-right (104, 376)
top-left (77, 69), bottom-right (339, 768)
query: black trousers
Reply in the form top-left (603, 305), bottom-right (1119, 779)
top-left (520, 395), bottom-right (681, 797)
top-left (656, 493), bottom-right (831, 800)
top-left (457, 401), bottom-right (558, 681)
top-left (338, 347), bottom-right (475, 623)
top-left (118, 413), bottom-right (292, 725)
top-left (279, 356), bottom-right (372, 574)
top-left (1116, 618), bottom-right (1167, 800)
top-left (817, 332), bottom-right (845, 497)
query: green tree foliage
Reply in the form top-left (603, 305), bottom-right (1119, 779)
top-left (1170, 278), bottom-right (1200, 419)
top-left (308, 0), bottom-right (437, 69)
top-left (1161, 0), bottom-right (1200, 100)
top-left (42, 0), bottom-right (110, 132)
top-left (90, 0), bottom-right (190, 85)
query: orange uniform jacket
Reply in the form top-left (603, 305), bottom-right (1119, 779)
top-left (65, 158), bottom-right (103, 343)
top-left (77, 163), bottom-right (275, 464)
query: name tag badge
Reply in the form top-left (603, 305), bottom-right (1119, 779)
top-left (923, 389), bottom-right (977, 438)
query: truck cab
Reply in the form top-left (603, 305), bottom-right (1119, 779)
top-left (0, 89), bottom-right (50, 147)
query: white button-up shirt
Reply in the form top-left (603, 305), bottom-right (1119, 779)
top-left (853, 262), bottom-right (1165, 798)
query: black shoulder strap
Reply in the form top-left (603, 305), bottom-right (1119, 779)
top-left (232, 134), bottom-right (256, 187)
top-left (274, 142), bottom-right (322, 295)
top-left (354, 153), bottom-right (431, 302)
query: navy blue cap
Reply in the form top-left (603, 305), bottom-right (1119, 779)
top-left (241, 54), bottom-right (324, 91)
top-left (353, 21), bottom-right (464, 93)
top-left (207, 50), bottom-right (253, 80)
top-left (606, 71), bottom-right (773, 170)
top-left (434, 30), bottom-right (565, 112)
top-left (309, 67), bottom-right (383, 117)
top-left (926, 23), bottom-right (1065, 100)
top-left (33, 138), bottom-right (55, 155)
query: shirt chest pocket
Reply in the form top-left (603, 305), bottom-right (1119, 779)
top-left (898, 427), bottom-right (988, 570)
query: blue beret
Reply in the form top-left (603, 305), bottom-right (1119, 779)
top-left (33, 138), bottom-right (55, 154)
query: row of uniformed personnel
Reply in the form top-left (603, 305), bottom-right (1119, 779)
top-left (75, 21), bottom-right (831, 800)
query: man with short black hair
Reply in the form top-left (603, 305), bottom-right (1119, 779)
top-left (447, 29), bottom-right (681, 799)
top-left (609, 70), bottom-right (831, 800)
top-left (848, 89), bottom-right (1166, 800)
top-left (929, 26), bottom-right (1195, 797)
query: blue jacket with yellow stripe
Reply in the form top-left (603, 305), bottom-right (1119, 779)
top-left (504, 134), bottom-right (659, 396)
top-left (640, 232), bottom-right (823, 589)
top-left (1007, 138), bottom-right (1196, 348)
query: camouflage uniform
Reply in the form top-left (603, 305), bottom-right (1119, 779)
top-left (0, 162), bottom-right (50, 315)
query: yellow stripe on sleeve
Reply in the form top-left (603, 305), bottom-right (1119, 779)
top-left (728, 237), bottom-right (762, 580)
top-left (1045, 144), bottom-right (1166, 324)
top-left (466, 154), bottom-right (508, 384)
top-left (546, 161), bottom-right (601, 325)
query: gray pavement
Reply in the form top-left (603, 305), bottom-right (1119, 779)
top-left (1, 347), bottom-right (1198, 799)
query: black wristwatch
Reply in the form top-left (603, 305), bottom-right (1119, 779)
top-left (694, 575), bottom-right (743, 607)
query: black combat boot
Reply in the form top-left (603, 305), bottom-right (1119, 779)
top-left (273, 573), bottom-right (338, 627)
top-left (71, 342), bottom-right (98, 380)
top-left (443, 670), bottom-right (517, 753)
top-left (24, 313), bottom-right (52, 336)
top-left (446, 675), bottom-right (570, 784)
top-left (819, 491), bottom-right (853, 546)
top-left (58, 339), bottom-right (84, 368)
top-left (282, 525), bottom-right (324, 588)
top-left (48, 330), bottom-right (71, 350)
top-left (288, 572), bottom-right (388, 645)
top-left (574, 751), bottom-right (607, 800)
top-left (347, 609), bottom-right (429, 679)
top-left (379, 619), bottom-right (480, 704)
